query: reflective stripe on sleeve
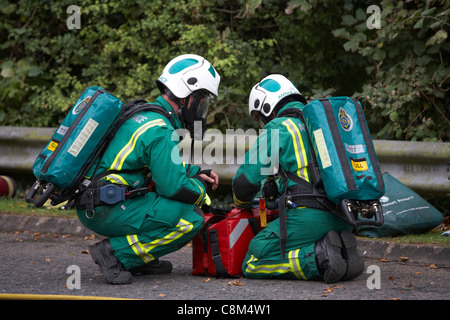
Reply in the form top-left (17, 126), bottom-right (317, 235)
top-left (282, 119), bottom-right (310, 182)
top-left (110, 119), bottom-right (165, 171)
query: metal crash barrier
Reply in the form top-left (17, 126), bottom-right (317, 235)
top-left (0, 126), bottom-right (448, 197)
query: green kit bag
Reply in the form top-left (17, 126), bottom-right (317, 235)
top-left (356, 172), bottom-right (444, 237)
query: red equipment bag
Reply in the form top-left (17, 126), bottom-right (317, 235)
top-left (192, 206), bottom-right (278, 277)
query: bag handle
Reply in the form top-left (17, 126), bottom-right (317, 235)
top-left (25, 181), bottom-right (56, 208)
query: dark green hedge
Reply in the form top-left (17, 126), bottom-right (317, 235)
top-left (1, 0), bottom-right (448, 141)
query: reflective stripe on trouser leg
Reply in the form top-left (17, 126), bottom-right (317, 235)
top-left (288, 249), bottom-right (307, 280)
top-left (126, 218), bottom-right (194, 264)
top-left (244, 249), bottom-right (307, 280)
top-left (127, 234), bottom-right (155, 264)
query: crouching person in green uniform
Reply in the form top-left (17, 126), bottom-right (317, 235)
top-left (232, 74), bottom-right (364, 283)
top-left (76, 54), bottom-right (221, 284)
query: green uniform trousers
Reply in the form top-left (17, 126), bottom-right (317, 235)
top-left (77, 192), bottom-right (204, 269)
top-left (242, 208), bottom-right (351, 280)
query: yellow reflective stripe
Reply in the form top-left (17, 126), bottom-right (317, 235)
top-left (104, 173), bottom-right (129, 186)
top-left (233, 193), bottom-right (248, 206)
top-left (126, 220), bottom-right (194, 263)
top-left (204, 193), bottom-right (211, 206)
top-left (110, 119), bottom-right (165, 171)
top-left (245, 255), bottom-right (292, 275)
top-left (282, 119), bottom-right (309, 182)
top-left (141, 219), bottom-right (194, 253)
top-left (289, 249), bottom-right (306, 280)
top-left (289, 119), bottom-right (309, 181)
top-left (287, 119), bottom-right (309, 180)
top-left (282, 120), bottom-right (301, 177)
top-left (126, 234), bottom-right (154, 263)
top-left (191, 178), bottom-right (205, 206)
top-left (245, 251), bottom-right (306, 279)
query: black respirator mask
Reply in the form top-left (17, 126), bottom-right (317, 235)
top-left (251, 110), bottom-right (271, 129)
top-left (179, 90), bottom-right (211, 140)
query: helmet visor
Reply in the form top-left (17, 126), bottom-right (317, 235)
top-left (183, 90), bottom-right (213, 140)
top-left (197, 95), bottom-right (210, 120)
top-left (191, 90), bottom-right (211, 121)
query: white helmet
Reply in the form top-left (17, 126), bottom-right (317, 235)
top-left (156, 54), bottom-right (220, 139)
top-left (156, 54), bottom-right (220, 98)
top-left (249, 74), bottom-right (306, 120)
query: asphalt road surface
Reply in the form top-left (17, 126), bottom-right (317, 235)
top-left (1, 231), bottom-right (448, 303)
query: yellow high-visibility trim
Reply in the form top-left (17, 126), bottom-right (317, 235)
top-left (142, 219), bottom-right (193, 252)
top-left (283, 120), bottom-right (301, 175)
top-left (105, 173), bottom-right (129, 186)
top-left (245, 255), bottom-right (292, 275)
top-left (110, 119), bottom-right (165, 171)
top-left (233, 193), bottom-right (248, 206)
top-left (191, 178), bottom-right (205, 206)
top-left (245, 251), bottom-right (306, 280)
top-left (288, 119), bottom-right (309, 182)
top-left (126, 219), bottom-right (194, 263)
top-left (282, 119), bottom-right (310, 182)
top-left (126, 234), bottom-right (154, 263)
top-left (288, 249), bottom-right (306, 280)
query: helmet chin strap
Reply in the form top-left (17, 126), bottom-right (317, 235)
top-left (166, 89), bottom-right (186, 110)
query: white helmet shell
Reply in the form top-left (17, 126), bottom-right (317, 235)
top-left (249, 74), bottom-right (306, 118)
top-left (157, 54), bottom-right (220, 98)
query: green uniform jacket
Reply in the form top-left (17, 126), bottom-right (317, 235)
top-left (233, 101), bottom-right (353, 280)
top-left (76, 96), bottom-right (208, 268)
top-left (97, 95), bottom-right (206, 203)
top-left (232, 101), bottom-right (312, 206)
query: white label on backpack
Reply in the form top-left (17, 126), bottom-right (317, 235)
top-left (57, 125), bottom-right (69, 136)
top-left (68, 118), bottom-right (98, 157)
top-left (313, 129), bottom-right (332, 169)
top-left (345, 143), bottom-right (364, 154)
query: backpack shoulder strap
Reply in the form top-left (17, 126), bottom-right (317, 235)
top-left (276, 107), bottom-right (305, 121)
top-left (118, 99), bottom-right (177, 130)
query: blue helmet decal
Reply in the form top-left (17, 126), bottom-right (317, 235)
top-left (259, 78), bottom-right (281, 92)
top-left (169, 58), bottom-right (199, 74)
top-left (208, 64), bottom-right (216, 78)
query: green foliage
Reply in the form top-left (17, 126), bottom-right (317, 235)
top-left (331, 0), bottom-right (450, 141)
top-left (0, 0), bottom-right (448, 141)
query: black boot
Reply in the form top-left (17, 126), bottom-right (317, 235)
top-left (88, 239), bottom-right (133, 285)
top-left (314, 230), bottom-right (347, 284)
top-left (340, 230), bottom-right (365, 281)
top-left (128, 260), bottom-right (173, 276)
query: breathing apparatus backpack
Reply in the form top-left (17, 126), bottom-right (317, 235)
top-left (26, 87), bottom-right (174, 208)
top-left (271, 97), bottom-right (385, 257)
